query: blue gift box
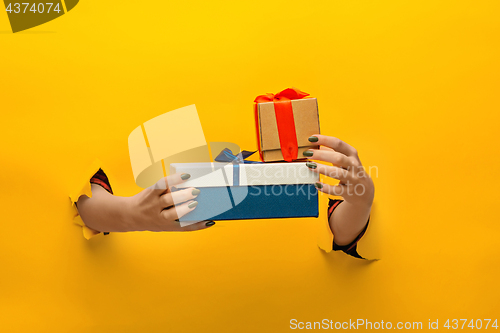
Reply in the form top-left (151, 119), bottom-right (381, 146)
top-left (170, 162), bottom-right (319, 225)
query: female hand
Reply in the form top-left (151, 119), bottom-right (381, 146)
top-left (78, 173), bottom-right (214, 233)
top-left (304, 134), bottom-right (374, 245)
top-left (304, 135), bottom-right (374, 206)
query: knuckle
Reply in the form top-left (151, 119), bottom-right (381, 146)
top-left (326, 166), bottom-right (336, 178)
top-left (156, 178), bottom-right (168, 190)
top-left (333, 138), bottom-right (341, 148)
top-left (162, 194), bottom-right (172, 206)
top-left (331, 168), bottom-right (340, 179)
top-left (331, 155), bottom-right (340, 165)
top-left (162, 208), bottom-right (176, 221)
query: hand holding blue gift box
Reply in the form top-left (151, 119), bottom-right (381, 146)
top-left (170, 149), bottom-right (320, 226)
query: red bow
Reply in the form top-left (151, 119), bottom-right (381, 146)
top-left (254, 88), bottom-right (310, 162)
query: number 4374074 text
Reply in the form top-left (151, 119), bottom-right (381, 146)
top-left (6, 3), bottom-right (61, 14)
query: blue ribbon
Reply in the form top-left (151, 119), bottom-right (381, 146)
top-left (214, 148), bottom-right (262, 186)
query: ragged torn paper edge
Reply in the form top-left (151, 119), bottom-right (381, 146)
top-left (317, 198), bottom-right (380, 261)
top-left (69, 159), bottom-right (104, 240)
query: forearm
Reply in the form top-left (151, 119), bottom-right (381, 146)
top-left (77, 184), bottom-right (132, 232)
top-left (329, 200), bottom-right (371, 246)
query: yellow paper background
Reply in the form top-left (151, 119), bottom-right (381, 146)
top-left (0, 0), bottom-right (499, 332)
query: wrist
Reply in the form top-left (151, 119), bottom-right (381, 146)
top-left (119, 195), bottom-right (140, 232)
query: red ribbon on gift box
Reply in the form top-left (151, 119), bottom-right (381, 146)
top-left (254, 87), bottom-right (310, 162)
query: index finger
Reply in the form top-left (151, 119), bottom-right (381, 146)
top-left (149, 172), bottom-right (191, 192)
top-left (310, 134), bottom-right (358, 157)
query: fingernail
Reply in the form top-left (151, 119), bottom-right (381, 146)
top-left (306, 162), bottom-right (317, 169)
top-left (303, 150), bottom-right (314, 157)
top-left (315, 182), bottom-right (323, 189)
top-left (181, 173), bottom-right (191, 180)
top-left (205, 221), bottom-right (215, 227)
top-left (188, 201), bottom-right (198, 209)
top-left (308, 136), bottom-right (318, 142)
top-left (192, 188), bottom-right (200, 196)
